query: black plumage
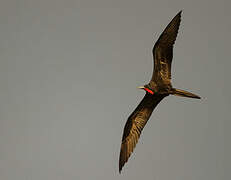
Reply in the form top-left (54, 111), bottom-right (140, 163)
top-left (119, 11), bottom-right (201, 173)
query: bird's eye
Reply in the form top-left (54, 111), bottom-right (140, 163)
top-left (144, 88), bottom-right (154, 94)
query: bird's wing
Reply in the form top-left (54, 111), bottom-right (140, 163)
top-left (151, 11), bottom-right (181, 84)
top-left (119, 93), bottom-right (165, 173)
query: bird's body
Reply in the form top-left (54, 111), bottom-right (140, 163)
top-left (119, 11), bottom-right (201, 173)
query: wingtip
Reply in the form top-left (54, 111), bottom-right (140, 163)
top-left (119, 164), bottom-right (123, 174)
top-left (119, 150), bottom-right (124, 174)
top-left (177, 10), bottom-right (182, 17)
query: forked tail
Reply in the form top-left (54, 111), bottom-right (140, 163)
top-left (171, 88), bottom-right (201, 99)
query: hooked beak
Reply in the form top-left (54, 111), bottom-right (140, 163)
top-left (138, 86), bottom-right (145, 89)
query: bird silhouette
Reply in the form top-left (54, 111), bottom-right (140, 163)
top-left (119, 11), bottom-right (201, 173)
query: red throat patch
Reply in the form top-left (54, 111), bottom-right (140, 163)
top-left (144, 88), bottom-right (154, 94)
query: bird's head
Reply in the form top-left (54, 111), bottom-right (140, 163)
top-left (138, 85), bottom-right (154, 95)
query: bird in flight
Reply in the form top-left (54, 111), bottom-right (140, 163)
top-left (119, 11), bottom-right (201, 173)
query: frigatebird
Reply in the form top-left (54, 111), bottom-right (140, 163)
top-left (119, 11), bottom-right (200, 173)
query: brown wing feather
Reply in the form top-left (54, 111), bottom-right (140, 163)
top-left (119, 93), bottom-right (165, 173)
top-left (151, 11), bottom-right (182, 84)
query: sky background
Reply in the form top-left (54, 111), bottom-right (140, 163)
top-left (0, 0), bottom-right (230, 180)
